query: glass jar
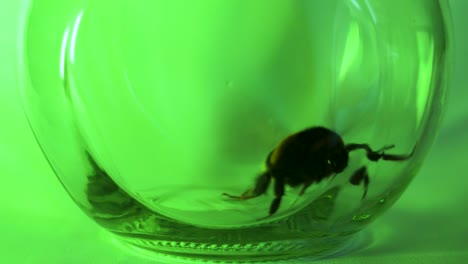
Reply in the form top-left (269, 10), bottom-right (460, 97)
top-left (18, 0), bottom-right (452, 261)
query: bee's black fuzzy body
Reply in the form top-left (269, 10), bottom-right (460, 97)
top-left (266, 127), bottom-right (348, 187)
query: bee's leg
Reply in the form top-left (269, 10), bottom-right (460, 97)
top-left (268, 177), bottom-right (285, 216)
top-left (287, 180), bottom-right (312, 210)
top-left (256, 177), bottom-right (287, 220)
top-left (349, 166), bottom-right (369, 199)
top-left (223, 172), bottom-right (271, 200)
top-left (298, 181), bottom-right (313, 196)
top-left (345, 143), bottom-right (415, 162)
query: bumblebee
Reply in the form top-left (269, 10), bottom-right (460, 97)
top-left (223, 126), bottom-right (415, 218)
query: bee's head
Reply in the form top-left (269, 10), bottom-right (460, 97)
top-left (326, 136), bottom-right (349, 173)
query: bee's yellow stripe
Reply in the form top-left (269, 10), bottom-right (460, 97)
top-left (269, 134), bottom-right (295, 165)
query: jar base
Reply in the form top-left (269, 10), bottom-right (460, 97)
top-left (113, 232), bottom-right (362, 262)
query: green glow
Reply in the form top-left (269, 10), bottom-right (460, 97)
top-left (338, 21), bottom-right (361, 83)
top-left (353, 214), bottom-right (372, 221)
top-left (16, 0), bottom-right (451, 261)
top-left (416, 31), bottom-right (435, 126)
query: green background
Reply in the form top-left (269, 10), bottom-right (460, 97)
top-left (1, 0), bottom-right (467, 263)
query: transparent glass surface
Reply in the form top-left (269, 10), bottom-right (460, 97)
top-left (18, 0), bottom-right (452, 261)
